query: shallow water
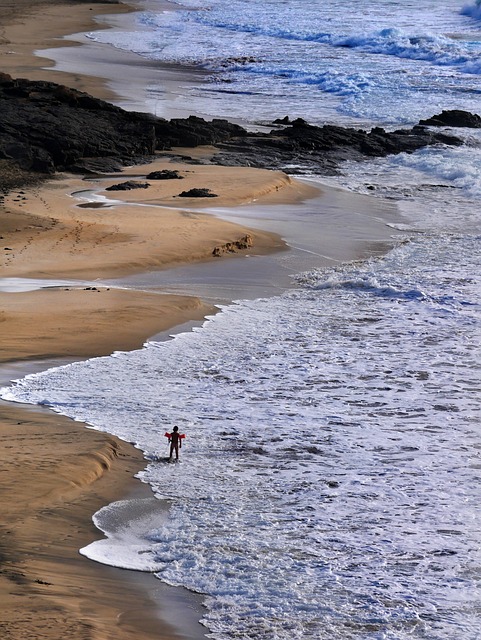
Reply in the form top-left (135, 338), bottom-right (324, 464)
top-left (85, 0), bottom-right (481, 126)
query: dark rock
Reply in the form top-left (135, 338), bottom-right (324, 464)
top-left (153, 115), bottom-right (247, 149)
top-left (69, 158), bottom-right (125, 174)
top-left (178, 188), bottom-right (218, 198)
top-left (220, 56), bottom-right (258, 67)
top-left (0, 72), bottom-right (13, 85)
top-left (291, 118), bottom-right (309, 127)
top-left (212, 118), bottom-right (463, 174)
top-left (419, 109), bottom-right (481, 128)
top-left (273, 116), bottom-right (290, 125)
top-left (105, 181), bottom-right (150, 191)
top-left (0, 78), bottom-right (156, 176)
top-left (0, 79), bottom-right (250, 186)
top-left (0, 75), bottom-right (469, 188)
top-left (146, 169), bottom-right (184, 180)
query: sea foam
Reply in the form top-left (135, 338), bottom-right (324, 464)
top-left (2, 234), bottom-right (480, 639)
top-left (82, 0), bottom-right (481, 124)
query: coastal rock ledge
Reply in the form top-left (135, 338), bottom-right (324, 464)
top-left (0, 73), bottom-right (472, 188)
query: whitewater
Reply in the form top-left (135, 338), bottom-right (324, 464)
top-left (87, 0), bottom-right (481, 125)
top-left (2, 1), bottom-right (481, 638)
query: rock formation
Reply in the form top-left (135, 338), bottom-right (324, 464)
top-left (0, 73), bottom-right (474, 189)
top-left (105, 181), bottom-right (150, 191)
top-left (146, 169), bottom-right (184, 180)
top-left (419, 110), bottom-right (481, 128)
top-left (178, 188), bottom-right (218, 198)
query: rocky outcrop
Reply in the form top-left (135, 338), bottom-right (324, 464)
top-left (0, 75), bottom-right (248, 179)
top-left (105, 181), bottom-right (150, 191)
top-left (419, 110), bottom-right (481, 128)
top-left (154, 116), bottom-right (247, 149)
top-left (146, 169), bottom-right (184, 180)
top-left (0, 74), bottom-right (472, 186)
top-left (212, 119), bottom-right (463, 174)
top-left (0, 74), bottom-right (157, 174)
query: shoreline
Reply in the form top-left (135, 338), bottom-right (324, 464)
top-left (0, 398), bottom-right (195, 640)
top-left (0, 0), bottom-right (138, 103)
top-left (0, 1), bottom-right (404, 639)
top-left (0, 0), bottom-right (224, 119)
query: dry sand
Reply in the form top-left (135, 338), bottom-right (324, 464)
top-left (0, 159), bottom-right (314, 280)
top-left (0, 157), bottom-right (315, 362)
top-left (0, 151), bottom-right (318, 362)
top-left (0, 288), bottom-right (214, 362)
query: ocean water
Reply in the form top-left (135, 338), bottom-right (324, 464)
top-left (88, 0), bottom-right (481, 125)
top-left (3, 234), bottom-right (481, 639)
top-left (3, 1), bottom-right (481, 639)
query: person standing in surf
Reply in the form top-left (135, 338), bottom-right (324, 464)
top-left (166, 425), bottom-right (184, 461)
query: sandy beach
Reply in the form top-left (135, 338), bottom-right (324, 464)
top-left (0, 153), bottom-right (311, 363)
top-left (0, 1), bottom-right (400, 638)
